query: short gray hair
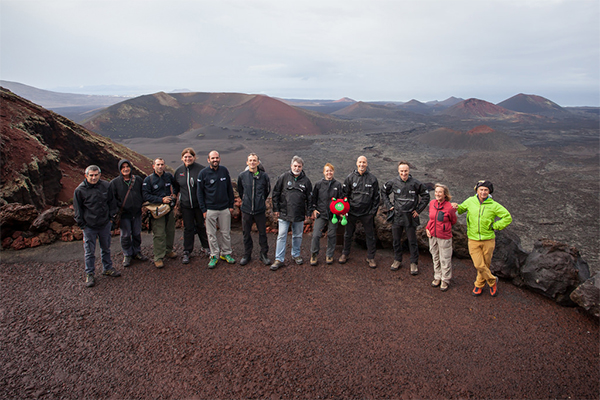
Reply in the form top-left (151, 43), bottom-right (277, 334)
top-left (85, 165), bottom-right (101, 175)
top-left (291, 155), bottom-right (304, 166)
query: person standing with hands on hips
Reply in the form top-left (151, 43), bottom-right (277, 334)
top-left (452, 180), bottom-right (512, 297)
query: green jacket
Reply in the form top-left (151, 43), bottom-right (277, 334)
top-left (457, 195), bottom-right (512, 241)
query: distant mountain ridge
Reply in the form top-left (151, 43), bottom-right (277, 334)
top-left (498, 93), bottom-right (571, 117)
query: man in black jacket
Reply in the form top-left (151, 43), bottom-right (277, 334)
top-left (142, 158), bottom-right (178, 269)
top-left (174, 148), bottom-right (210, 264)
top-left (382, 161), bottom-right (430, 275)
top-left (237, 153), bottom-right (271, 266)
top-left (110, 159), bottom-right (148, 268)
top-left (74, 165), bottom-right (121, 287)
top-left (271, 155), bottom-right (312, 271)
top-left (339, 156), bottom-right (380, 268)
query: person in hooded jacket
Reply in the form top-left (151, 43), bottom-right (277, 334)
top-left (425, 183), bottom-right (457, 291)
top-left (237, 153), bottom-right (271, 266)
top-left (174, 148), bottom-right (210, 264)
top-left (74, 165), bottom-right (121, 287)
top-left (109, 159), bottom-right (148, 268)
top-left (339, 156), bottom-right (380, 268)
top-left (382, 161), bottom-right (430, 275)
top-left (309, 163), bottom-right (343, 266)
top-left (270, 155), bottom-right (312, 271)
top-left (452, 180), bottom-right (512, 297)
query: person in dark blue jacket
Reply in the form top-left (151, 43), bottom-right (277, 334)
top-left (237, 153), bottom-right (271, 266)
top-left (197, 150), bottom-right (235, 269)
top-left (142, 158), bottom-right (178, 269)
top-left (74, 165), bottom-right (121, 287)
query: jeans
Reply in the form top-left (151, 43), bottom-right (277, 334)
top-left (83, 222), bottom-right (113, 275)
top-left (119, 215), bottom-right (142, 257)
top-left (392, 224), bottom-right (419, 264)
top-left (205, 209), bottom-right (232, 257)
top-left (151, 211), bottom-right (175, 261)
top-left (343, 214), bottom-right (376, 259)
top-left (242, 212), bottom-right (268, 258)
top-left (275, 219), bottom-right (304, 262)
top-left (181, 206), bottom-right (209, 253)
top-left (310, 217), bottom-right (337, 258)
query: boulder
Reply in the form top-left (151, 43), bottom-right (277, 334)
top-left (49, 221), bottom-right (63, 233)
top-left (521, 239), bottom-right (591, 306)
top-left (569, 274), bottom-right (600, 318)
top-left (10, 236), bottom-right (26, 250)
top-left (54, 207), bottom-right (75, 226)
top-left (72, 226), bottom-right (83, 241)
top-left (491, 229), bottom-right (529, 281)
top-left (30, 207), bottom-right (60, 231)
top-left (0, 203), bottom-right (39, 239)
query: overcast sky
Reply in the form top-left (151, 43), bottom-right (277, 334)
top-left (1, 0), bottom-right (598, 105)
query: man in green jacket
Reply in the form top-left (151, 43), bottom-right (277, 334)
top-left (452, 180), bottom-right (512, 297)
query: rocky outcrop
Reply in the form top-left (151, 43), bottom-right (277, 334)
top-left (521, 239), bottom-right (591, 306)
top-left (0, 87), bottom-right (154, 208)
top-left (490, 229), bottom-right (529, 281)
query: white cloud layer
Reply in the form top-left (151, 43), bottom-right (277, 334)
top-left (1, 0), bottom-right (598, 105)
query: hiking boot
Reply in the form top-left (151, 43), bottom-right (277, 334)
top-left (490, 279), bottom-right (498, 297)
top-left (208, 256), bottom-right (218, 269)
top-left (102, 268), bottom-right (121, 277)
top-left (155, 259), bottom-right (164, 269)
top-left (123, 255), bottom-right (132, 268)
top-left (182, 251), bottom-right (190, 264)
top-left (270, 260), bottom-right (284, 271)
top-left (134, 253), bottom-right (148, 261)
top-left (85, 273), bottom-right (95, 288)
top-left (310, 253), bottom-right (318, 266)
top-left (472, 286), bottom-right (483, 296)
top-left (260, 253), bottom-right (272, 266)
top-left (220, 254), bottom-right (236, 264)
top-left (367, 258), bottom-right (377, 268)
top-left (440, 281), bottom-right (449, 292)
top-left (431, 279), bottom-right (441, 287)
top-left (240, 256), bottom-right (250, 266)
top-left (166, 251), bottom-right (177, 259)
top-left (338, 254), bottom-right (348, 264)
top-left (293, 256), bottom-right (303, 265)
top-left (410, 263), bottom-right (419, 275)
top-left (391, 260), bottom-right (401, 271)
top-left (326, 256), bottom-right (334, 265)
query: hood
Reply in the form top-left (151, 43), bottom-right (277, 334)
top-left (118, 159), bottom-right (132, 175)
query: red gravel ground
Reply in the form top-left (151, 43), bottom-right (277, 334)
top-left (1, 230), bottom-right (598, 399)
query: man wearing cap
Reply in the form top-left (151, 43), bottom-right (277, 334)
top-left (74, 165), bottom-right (121, 287)
top-left (110, 159), bottom-right (148, 267)
top-left (452, 180), bottom-right (512, 297)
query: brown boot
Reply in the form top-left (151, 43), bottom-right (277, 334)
top-left (367, 258), bottom-right (377, 268)
top-left (338, 254), bottom-right (348, 264)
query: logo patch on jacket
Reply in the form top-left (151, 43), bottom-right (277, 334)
top-left (288, 181), bottom-right (292, 186)
top-left (220, 177), bottom-right (227, 181)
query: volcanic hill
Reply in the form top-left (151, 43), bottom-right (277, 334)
top-left (83, 92), bottom-right (359, 139)
top-left (417, 125), bottom-right (526, 151)
top-left (498, 93), bottom-right (571, 117)
top-left (0, 87), bottom-right (153, 207)
top-left (440, 98), bottom-right (518, 119)
top-left (332, 101), bottom-right (426, 121)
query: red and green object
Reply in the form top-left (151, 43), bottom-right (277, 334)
top-left (329, 197), bottom-right (350, 225)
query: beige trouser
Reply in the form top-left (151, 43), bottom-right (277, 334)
top-left (429, 237), bottom-right (453, 283)
top-left (468, 238), bottom-right (497, 288)
top-left (205, 209), bottom-right (232, 258)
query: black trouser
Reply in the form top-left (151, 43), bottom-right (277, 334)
top-left (242, 212), bottom-right (269, 258)
top-left (343, 213), bottom-right (376, 259)
top-left (181, 206), bottom-right (209, 253)
top-left (392, 224), bottom-right (419, 264)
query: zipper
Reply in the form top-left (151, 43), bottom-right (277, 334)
top-left (251, 174), bottom-right (256, 213)
top-left (186, 167), bottom-right (193, 206)
top-left (477, 202), bottom-right (485, 240)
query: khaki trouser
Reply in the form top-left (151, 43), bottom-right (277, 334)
top-left (429, 237), bottom-right (453, 283)
top-left (152, 211), bottom-right (175, 261)
top-left (205, 209), bottom-right (232, 258)
top-left (468, 238), bottom-right (497, 288)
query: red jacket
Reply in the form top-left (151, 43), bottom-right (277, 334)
top-left (426, 200), bottom-right (457, 240)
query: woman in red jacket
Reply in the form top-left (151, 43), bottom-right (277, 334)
top-left (426, 184), bottom-right (457, 291)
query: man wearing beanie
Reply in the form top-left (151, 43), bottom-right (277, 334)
top-left (452, 180), bottom-right (512, 297)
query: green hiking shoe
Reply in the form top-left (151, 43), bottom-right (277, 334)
top-left (208, 256), bottom-right (218, 269)
top-left (220, 254), bottom-right (236, 264)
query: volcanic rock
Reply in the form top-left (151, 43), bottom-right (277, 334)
top-left (0, 203), bottom-right (39, 239)
top-left (490, 229), bottom-right (529, 281)
top-left (569, 274), bottom-right (600, 318)
top-left (521, 239), bottom-right (591, 306)
top-left (30, 207), bottom-right (60, 232)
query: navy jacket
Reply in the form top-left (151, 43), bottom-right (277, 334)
top-left (174, 162), bottom-right (205, 209)
top-left (237, 169), bottom-right (271, 215)
top-left (142, 172), bottom-right (177, 204)
top-left (342, 169), bottom-right (380, 217)
top-left (196, 166), bottom-right (234, 212)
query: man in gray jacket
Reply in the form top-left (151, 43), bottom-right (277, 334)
top-left (74, 165), bottom-right (121, 287)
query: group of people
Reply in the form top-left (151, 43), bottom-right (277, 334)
top-left (73, 149), bottom-right (512, 297)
